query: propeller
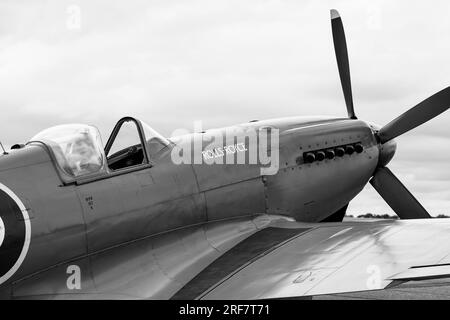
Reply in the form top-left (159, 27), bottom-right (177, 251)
top-left (330, 9), bottom-right (450, 219)
top-left (377, 86), bottom-right (450, 143)
top-left (330, 9), bottom-right (356, 119)
top-left (370, 167), bottom-right (430, 219)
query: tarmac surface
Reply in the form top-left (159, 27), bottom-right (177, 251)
top-left (313, 277), bottom-right (450, 299)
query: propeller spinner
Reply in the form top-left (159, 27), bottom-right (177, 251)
top-left (330, 9), bottom-right (450, 219)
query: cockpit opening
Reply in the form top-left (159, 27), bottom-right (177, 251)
top-left (104, 117), bottom-right (170, 171)
top-left (105, 119), bottom-right (146, 171)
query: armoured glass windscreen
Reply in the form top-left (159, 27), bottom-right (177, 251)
top-left (30, 124), bottom-right (106, 177)
top-left (140, 121), bottom-right (170, 156)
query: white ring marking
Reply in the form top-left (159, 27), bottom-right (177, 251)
top-left (0, 216), bottom-right (4, 248)
top-left (0, 182), bottom-right (31, 285)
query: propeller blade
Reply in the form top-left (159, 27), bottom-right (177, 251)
top-left (378, 87), bottom-right (450, 143)
top-left (330, 9), bottom-right (356, 119)
top-left (370, 167), bottom-right (430, 219)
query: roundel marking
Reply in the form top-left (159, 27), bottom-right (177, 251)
top-left (0, 182), bottom-right (31, 285)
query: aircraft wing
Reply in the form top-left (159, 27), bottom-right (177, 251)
top-left (173, 217), bottom-right (450, 300)
top-left (11, 215), bottom-right (450, 300)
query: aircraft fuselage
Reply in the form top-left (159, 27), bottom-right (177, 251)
top-left (0, 116), bottom-right (387, 296)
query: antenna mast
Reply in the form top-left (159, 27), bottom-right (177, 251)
top-left (0, 142), bottom-right (8, 155)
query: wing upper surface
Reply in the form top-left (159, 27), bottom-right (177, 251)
top-left (199, 218), bottom-right (450, 299)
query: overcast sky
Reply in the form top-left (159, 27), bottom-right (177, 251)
top-left (1, 0), bottom-right (449, 216)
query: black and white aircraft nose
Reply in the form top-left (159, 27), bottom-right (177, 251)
top-left (367, 122), bottom-right (397, 167)
top-left (378, 138), bottom-right (397, 167)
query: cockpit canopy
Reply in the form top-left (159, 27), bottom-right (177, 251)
top-left (29, 117), bottom-right (170, 181)
top-left (31, 124), bottom-right (105, 177)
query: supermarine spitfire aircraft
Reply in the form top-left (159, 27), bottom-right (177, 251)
top-left (1, 10), bottom-right (450, 300)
